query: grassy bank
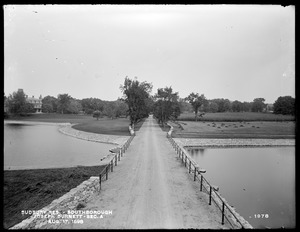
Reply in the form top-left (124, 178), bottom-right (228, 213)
top-left (172, 112), bottom-right (295, 139)
top-left (3, 166), bottom-right (105, 229)
top-left (73, 117), bottom-right (145, 136)
top-left (5, 113), bottom-right (145, 136)
top-left (178, 112), bottom-right (295, 122)
top-left (172, 121), bottom-right (295, 139)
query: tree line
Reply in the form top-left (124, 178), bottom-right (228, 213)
top-left (4, 77), bottom-right (295, 125)
top-left (4, 89), bottom-right (128, 119)
top-left (119, 77), bottom-right (295, 126)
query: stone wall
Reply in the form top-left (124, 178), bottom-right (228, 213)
top-left (58, 124), bottom-right (129, 146)
top-left (10, 177), bottom-right (100, 229)
top-left (175, 138), bottom-right (295, 148)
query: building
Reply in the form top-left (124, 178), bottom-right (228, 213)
top-left (26, 94), bottom-right (43, 113)
top-left (264, 103), bottom-right (274, 113)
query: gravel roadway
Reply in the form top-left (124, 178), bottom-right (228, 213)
top-left (45, 116), bottom-right (230, 229)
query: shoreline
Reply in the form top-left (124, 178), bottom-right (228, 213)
top-left (4, 120), bottom-right (130, 146)
top-left (174, 138), bottom-right (295, 148)
top-left (58, 124), bottom-right (130, 146)
top-left (4, 120), bottom-right (70, 126)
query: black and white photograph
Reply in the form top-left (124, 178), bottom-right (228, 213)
top-left (4, 4), bottom-right (295, 229)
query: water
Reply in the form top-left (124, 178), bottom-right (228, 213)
top-left (186, 147), bottom-right (295, 229)
top-left (4, 123), bottom-right (115, 170)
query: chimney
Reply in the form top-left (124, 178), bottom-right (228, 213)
top-left (32, 95), bottom-right (34, 98)
top-left (39, 94), bottom-right (42, 99)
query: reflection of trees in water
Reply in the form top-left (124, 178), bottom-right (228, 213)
top-left (187, 147), bottom-right (206, 156)
top-left (5, 123), bottom-right (33, 130)
top-left (198, 148), bottom-right (205, 155)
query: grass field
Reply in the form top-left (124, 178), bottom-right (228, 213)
top-left (3, 166), bottom-right (105, 229)
top-left (173, 112), bottom-right (295, 138)
top-left (172, 121), bottom-right (295, 139)
top-left (178, 112), bottom-right (295, 122)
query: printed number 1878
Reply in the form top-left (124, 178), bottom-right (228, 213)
top-left (254, 214), bottom-right (269, 219)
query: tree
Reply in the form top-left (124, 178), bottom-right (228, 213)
top-left (81, 98), bottom-right (104, 114)
top-left (207, 101), bottom-right (218, 113)
top-left (42, 95), bottom-right (58, 113)
top-left (23, 102), bottom-right (36, 114)
top-left (273, 96), bottom-right (295, 115)
top-left (251, 98), bottom-right (266, 112)
top-left (7, 89), bottom-right (35, 115)
top-left (120, 77), bottom-right (153, 126)
top-left (93, 110), bottom-right (101, 120)
top-left (66, 98), bottom-right (82, 114)
top-left (42, 103), bottom-right (53, 113)
top-left (104, 101), bottom-right (117, 119)
top-left (179, 98), bottom-right (193, 113)
top-left (210, 98), bottom-right (231, 112)
top-left (57, 94), bottom-right (71, 114)
top-left (114, 100), bottom-right (129, 118)
top-left (241, 101), bottom-right (252, 112)
top-left (185, 93), bottom-right (207, 121)
top-left (153, 86), bottom-right (181, 126)
top-left (232, 100), bottom-right (243, 112)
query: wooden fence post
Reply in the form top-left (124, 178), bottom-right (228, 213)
top-left (222, 202), bottom-right (225, 225)
top-left (106, 166), bottom-right (108, 180)
top-left (200, 175), bottom-right (203, 191)
top-left (209, 186), bottom-right (212, 205)
top-left (99, 174), bottom-right (102, 190)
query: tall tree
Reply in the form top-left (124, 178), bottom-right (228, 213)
top-left (57, 94), bottom-right (71, 114)
top-left (66, 98), bottom-right (82, 114)
top-left (42, 95), bottom-right (58, 113)
top-left (210, 98), bottom-right (231, 112)
top-left (232, 100), bottom-right (243, 112)
top-left (7, 89), bottom-right (35, 115)
top-left (251, 98), bottom-right (266, 112)
top-left (185, 93), bottom-right (207, 121)
top-left (273, 96), bottom-right (295, 115)
top-left (154, 86), bottom-right (181, 126)
top-left (120, 77), bottom-right (152, 125)
top-left (207, 101), bottom-right (219, 113)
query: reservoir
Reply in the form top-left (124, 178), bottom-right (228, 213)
top-left (4, 123), bottom-right (115, 170)
top-left (185, 146), bottom-right (295, 229)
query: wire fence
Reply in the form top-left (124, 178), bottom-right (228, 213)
top-left (167, 135), bottom-right (249, 229)
top-left (98, 134), bottom-right (135, 191)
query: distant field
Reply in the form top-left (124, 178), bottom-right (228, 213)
top-left (5, 113), bottom-right (144, 136)
top-left (172, 120), bottom-right (295, 139)
top-left (178, 112), bottom-right (295, 122)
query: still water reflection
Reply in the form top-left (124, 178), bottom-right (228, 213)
top-left (186, 146), bottom-right (295, 229)
top-left (4, 123), bottom-right (115, 170)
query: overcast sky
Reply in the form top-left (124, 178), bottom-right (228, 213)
top-left (4, 5), bottom-right (295, 103)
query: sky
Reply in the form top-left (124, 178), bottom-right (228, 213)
top-left (4, 5), bottom-right (295, 103)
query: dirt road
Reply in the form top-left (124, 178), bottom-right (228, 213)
top-left (49, 116), bottom-right (229, 229)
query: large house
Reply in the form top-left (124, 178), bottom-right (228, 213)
top-left (26, 94), bottom-right (43, 113)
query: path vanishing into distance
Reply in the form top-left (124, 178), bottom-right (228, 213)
top-left (45, 115), bottom-right (229, 229)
